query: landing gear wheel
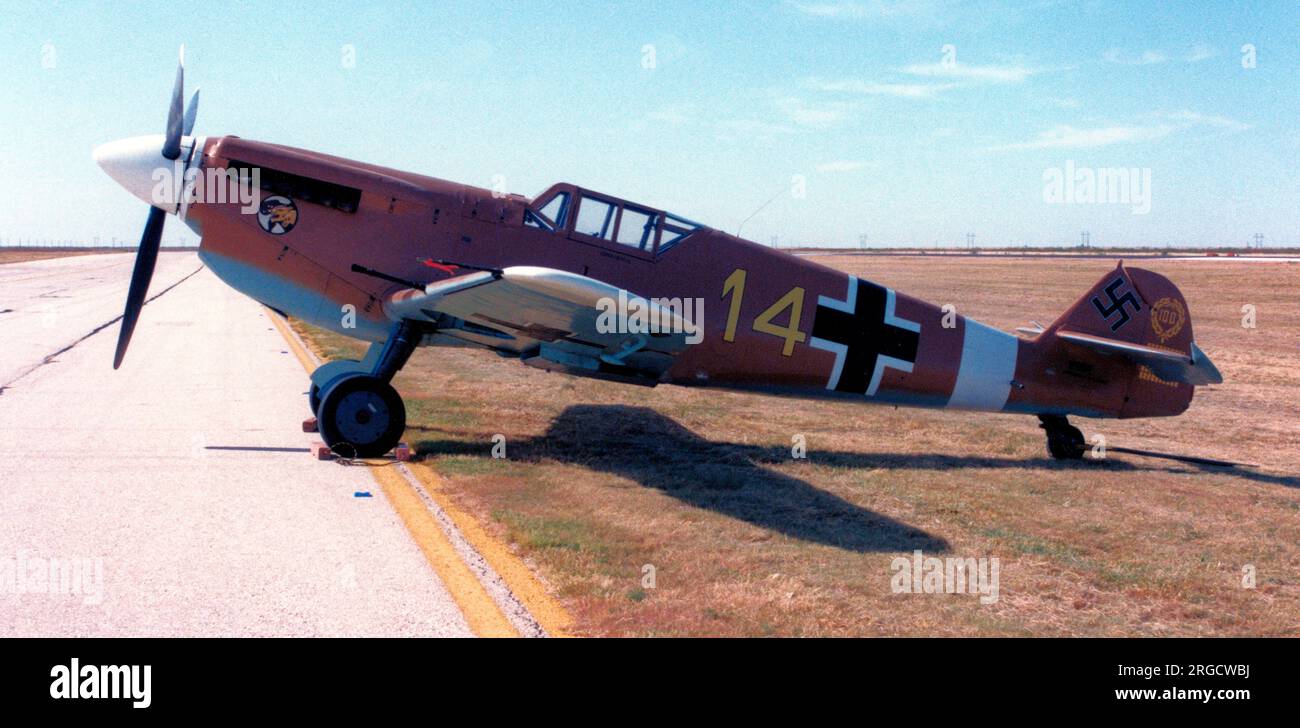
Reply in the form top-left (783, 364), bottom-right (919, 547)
top-left (1039, 415), bottom-right (1085, 460)
top-left (308, 359), bottom-right (366, 415)
top-left (316, 374), bottom-right (406, 458)
top-left (310, 374), bottom-right (353, 415)
top-left (307, 377), bottom-right (348, 415)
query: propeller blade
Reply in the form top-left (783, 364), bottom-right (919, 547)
top-left (161, 46), bottom-right (185, 160)
top-left (113, 206), bottom-right (166, 369)
top-left (182, 88), bottom-right (200, 136)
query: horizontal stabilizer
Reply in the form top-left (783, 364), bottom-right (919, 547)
top-left (1056, 329), bottom-right (1222, 385)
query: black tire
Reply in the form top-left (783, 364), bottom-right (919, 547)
top-left (316, 374), bottom-right (406, 458)
top-left (1046, 425), bottom-right (1085, 460)
top-left (309, 375), bottom-right (349, 415)
top-left (308, 359), bottom-right (363, 415)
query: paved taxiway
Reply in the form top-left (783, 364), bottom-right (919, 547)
top-left (0, 253), bottom-right (473, 636)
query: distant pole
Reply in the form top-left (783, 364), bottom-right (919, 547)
top-left (770, 235), bottom-right (779, 249)
top-left (1081, 230), bottom-right (1091, 248)
top-left (1253, 233), bottom-right (1264, 249)
top-left (858, 233), bottom-right (867, 250)
top-left (966, 232), bottom-right (975, 249)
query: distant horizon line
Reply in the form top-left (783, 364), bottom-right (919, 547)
top-left (3, 242), bottom-right (1296, 253)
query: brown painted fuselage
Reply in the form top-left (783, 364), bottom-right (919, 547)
top-left (184, 135), bottom-right (1205, 421)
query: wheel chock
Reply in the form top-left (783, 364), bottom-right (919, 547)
top-left (308, 441), bottom-right (410, 461)
top-left (311, 441), bottom-right (332, 460)
top-left (302, 416), bottom-right (318, 433)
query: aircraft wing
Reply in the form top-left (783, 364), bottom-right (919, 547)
top-left (1055, 329), bottom-right (1223, 385)
top-left (385, 266), bottom-right (695, 385)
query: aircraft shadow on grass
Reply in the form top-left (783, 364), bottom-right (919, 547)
top-left (783, 444), bottom-right (1300, 489)
top-left (412, 404), bottom-right (952, 554)
top-left (411, 405), bottom-right (1300, 552)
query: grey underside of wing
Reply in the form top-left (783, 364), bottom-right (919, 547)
top-left (386, 267), bottom-right (692, 379)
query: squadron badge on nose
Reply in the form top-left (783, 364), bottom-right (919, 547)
top-left (257, 195), bottom-right (298, 235)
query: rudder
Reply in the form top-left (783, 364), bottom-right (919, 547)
top-left (1046, 261), bottom-right (1194, 355)
top-left (1044, 262), bottom-right (1202, 417)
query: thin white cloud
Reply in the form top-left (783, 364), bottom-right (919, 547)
top-left (774, 96), bottom-right (849, 127)
top-left (1156, 110), bottom-right (1251, 131)
top-left (900, 61), bottom-right (1037, 83)
top-left (1104, 46), bottom-right (1219, 65)
top-left (1103, 48), bottom-right (1167, 65)
top-left (652, 94), bottom-right (857, 140)
top-left (788, 0), bottom-right (927, 18)
top-left (648, 108), bottom-right (691, 125)
top-left (992, 110), bottom-right (1252, 151)
top-left (714, 118), bottom-right (800, 139)
top-left (991, 124), bottom-right (1174, 151)
top-left (805, 76), bottom-right (954, 98)
top-left (787, 107), bottom-right (846, 126)
top-left (816, 160), bottom-right (868, 172)
top-left (805, 58), bottom-right (1043, 104)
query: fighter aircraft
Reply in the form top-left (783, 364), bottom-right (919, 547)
top-left (94, 51), bottom-right (1222, 458)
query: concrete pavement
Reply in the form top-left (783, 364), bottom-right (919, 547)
top-left (0, 252), bottom-right (474, 636)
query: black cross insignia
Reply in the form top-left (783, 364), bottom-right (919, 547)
top-left (1090, 277), bottom-right (1141, 332)
top-left (810, 277), bottom-right (920, 395)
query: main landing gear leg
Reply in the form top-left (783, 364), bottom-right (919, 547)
top-left (1038, 414), bottom-right (1085, 461)
top-left (315, 320), bottom-right (424, 458)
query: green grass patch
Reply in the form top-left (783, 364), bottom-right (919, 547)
top-left (404, 396), bottom-right (482, 431)
top-left (434, 455), bottom-right (515, 477)
top-left (292, 320), bottom-right (367, 361)
top-left (981, 526), bottom-right (1084, 562)
top-left (492, 509), bottom-right (607, 556)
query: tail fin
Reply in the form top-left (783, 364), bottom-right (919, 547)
top-left (1046, 261), bottom-right (1191, 350)
top-left (1042, 262), bottom-right (1219, 417)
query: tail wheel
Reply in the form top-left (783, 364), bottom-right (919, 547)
top-left (1045, 424), bottom-right (1085, 460)
top-left (316, 374), bottom-right (406, 458)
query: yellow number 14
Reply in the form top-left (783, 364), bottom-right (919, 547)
top-left (720, 268), bottom-right (807, 357)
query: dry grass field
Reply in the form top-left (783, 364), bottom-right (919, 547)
top-left (0, 248), bottom-right (131, 265)
top-left (296, 255), bottom-right (1300, 636)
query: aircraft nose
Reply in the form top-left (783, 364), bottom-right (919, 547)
top-left (93, 134), bottom-right (186, 210)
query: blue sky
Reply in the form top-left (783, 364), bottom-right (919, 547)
top-left (2, 0), bottom-right (1297, 248)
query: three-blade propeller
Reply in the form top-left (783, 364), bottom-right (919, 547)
top-left (112, 47), bottom-right (199, 370)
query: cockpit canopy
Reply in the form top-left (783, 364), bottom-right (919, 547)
top-left (524, 183), bottom-right (703, 254)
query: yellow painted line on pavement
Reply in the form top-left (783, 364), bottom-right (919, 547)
top-left (368, 465), bottom-right (518, 637)
top-left (266, 309), bottom-right (519, 638)
top-left (407, 461), bottom-right (574, 637)
top-left (268, 310), bottom-right (319, 373)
